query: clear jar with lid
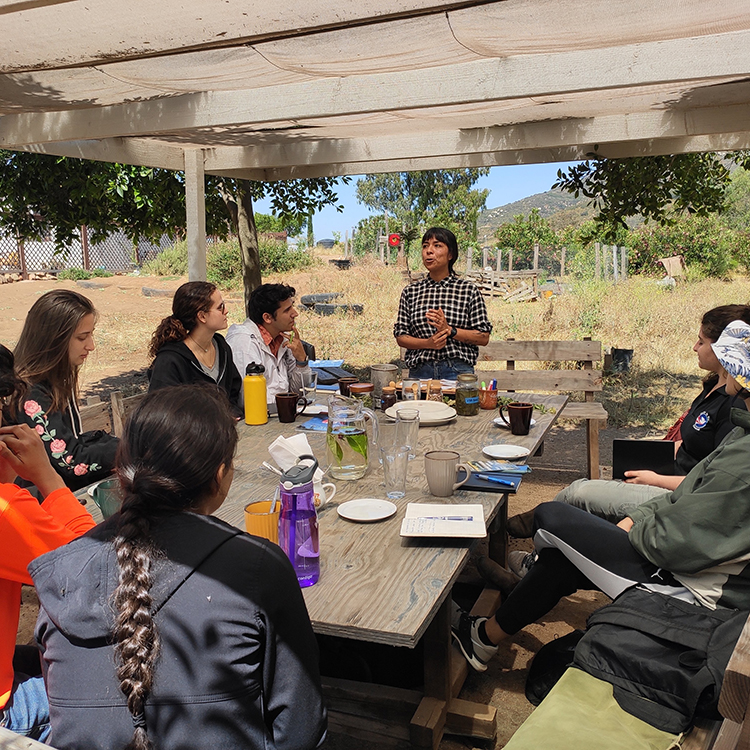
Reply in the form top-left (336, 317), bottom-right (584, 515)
top-left (381, 385), bottom-right (397, 412)
top-left (348, 382), bottom-right (374, 410)
top-left (455, 373), bottom-right (480, 416)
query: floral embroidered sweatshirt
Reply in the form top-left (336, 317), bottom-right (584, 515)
top-left (0, 483), bottom-right (94, 709)
top-left (14, 383), bottom-right (119, 491)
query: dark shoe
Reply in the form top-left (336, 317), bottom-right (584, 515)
top-left (476, 556), bottom-right (521, 597)
top-left (451, 612), bottom-right (497, 672)
top-left (507, 509), bottom-right (535, 538)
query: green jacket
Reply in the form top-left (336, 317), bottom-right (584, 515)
top-left (628, 408), bottom-right (750, 610)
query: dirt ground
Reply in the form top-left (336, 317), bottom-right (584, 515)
top-left (4, 275), bottom-right (641, 749)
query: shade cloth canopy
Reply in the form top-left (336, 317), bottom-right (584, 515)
top-left (2, 0), bottom-right (750, 178)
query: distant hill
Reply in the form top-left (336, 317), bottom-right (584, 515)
top-left (478, 189), bottom-right (594, 244)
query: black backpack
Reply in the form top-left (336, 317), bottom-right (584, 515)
top-left (571, 586), bottom-right (748, 734)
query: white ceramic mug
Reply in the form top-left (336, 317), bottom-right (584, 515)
top-left (424, 450), bottom-right (470, 497)
top-left (314, 481), bottom-right (336, 507)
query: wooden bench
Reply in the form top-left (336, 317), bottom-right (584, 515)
top-left (79, 391), bottom-right (146, 437)
top-left (476, 339), bottom-right (607, 479)
top-left (110, 390), bottom-right (146, 437)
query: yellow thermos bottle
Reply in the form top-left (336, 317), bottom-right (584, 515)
top-left (244, 362), bottom-right (268, 425)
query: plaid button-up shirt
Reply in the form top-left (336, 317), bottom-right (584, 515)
top-left (393, 274), bottom-right (492, 368)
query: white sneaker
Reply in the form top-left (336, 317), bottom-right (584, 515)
top-left (451, 613), bottom-right (498, 672)
top-left (508, 550), bottom-right (535, 579)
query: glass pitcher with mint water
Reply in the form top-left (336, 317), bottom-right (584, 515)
top-left (326, 394), bottom-right (379, 480)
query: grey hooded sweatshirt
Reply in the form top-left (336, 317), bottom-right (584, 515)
top-left (30, 511), bottom-right (326, 750)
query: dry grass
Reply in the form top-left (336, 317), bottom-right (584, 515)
top-left (17, 248), bottom-right (743, 431)
top-left (247, 254), bottom-right (750, 431)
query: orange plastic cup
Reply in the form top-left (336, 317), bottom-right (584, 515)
top-left (244, 500), bottom-right (280, 544)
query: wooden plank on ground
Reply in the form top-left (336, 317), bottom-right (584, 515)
top-left (446, 697), bottom-right (497, 740)
top-left (719, 613), bottom-right (750, 723)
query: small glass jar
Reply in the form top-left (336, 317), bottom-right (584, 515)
top-left (455, 373), bottom-right (480, 416)
top-left (426, 379), bottom-right (443, 402)
top-left (348, 382), bottom-right (374, 410)
top-left (381, 386), bottom-right (398, 412)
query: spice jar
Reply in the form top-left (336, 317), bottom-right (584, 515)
top-left (381, 386), bottom-right (397, 412)
top-left (348, 382), bottom-right (374, 410)
top-left (426, 380), bottom-right (443, 402)
top-left (455, 373), bottom-right (480, 416)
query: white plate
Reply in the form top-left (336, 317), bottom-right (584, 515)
top-left (493, 417), bottom-right (537, 429)
top-left (337, 498), bottom-right (398, 523)
top-left (385, 401), bottom-right (457, 425)
top-left (482, 444), bottom-right (531, 460)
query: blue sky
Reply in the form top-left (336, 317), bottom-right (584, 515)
top-left (254, 161), bottom-right (575, 240)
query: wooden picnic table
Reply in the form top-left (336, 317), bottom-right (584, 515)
top-left (214, 391), bottom-right (567, 748)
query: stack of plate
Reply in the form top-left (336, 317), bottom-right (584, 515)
top-left (384, 400), bottom-right (457, 426)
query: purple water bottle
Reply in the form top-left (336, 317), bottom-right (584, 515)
top-left (278, 455), bottom-right (320, 587)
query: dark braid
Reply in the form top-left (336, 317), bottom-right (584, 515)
top-left (109, 384), bottom-right (238, 748)
top-left (113, 499), bottom-right (158, 750)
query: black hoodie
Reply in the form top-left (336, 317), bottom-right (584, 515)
top-left (148, 334), bottom-right (243, 417)
top-left (30, 512), bottom-right (326, 750)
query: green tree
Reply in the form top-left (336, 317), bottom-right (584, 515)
top-left (0, 151), bottom-right (347, 314)
top-left (355, 169), bottom-right (490, 249)
top-left (722, 167), bottom-right (750, 231)
top-left (553, 152), bottom-right (750, 240)
top-left (493, 209), bottom-right (557, 269)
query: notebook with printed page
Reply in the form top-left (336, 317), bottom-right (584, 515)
top-left (399, 503), bottom-right (486, 538)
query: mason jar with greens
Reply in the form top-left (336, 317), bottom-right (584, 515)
top-left (455, 373), bottom-right (480, 416)
top-left (348, 382), bottom-right (374, 410)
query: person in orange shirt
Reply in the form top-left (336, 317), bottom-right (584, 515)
top-left (0, 343), bottom-right (95, 741)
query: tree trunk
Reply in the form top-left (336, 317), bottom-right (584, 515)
top-left (236, 181), bottom-right (262, 317)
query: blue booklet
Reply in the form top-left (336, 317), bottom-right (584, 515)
top-left (296, 416), bottom-right (329, 432)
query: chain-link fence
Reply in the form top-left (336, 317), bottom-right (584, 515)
top-left (0, 226), bottom-right (174, 276)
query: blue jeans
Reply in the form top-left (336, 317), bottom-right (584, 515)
top-left (408, 359), bottom-right (474, 380)
top-left (0, 674), bottom-right (51, 742)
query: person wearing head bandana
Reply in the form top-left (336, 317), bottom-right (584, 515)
top-left (453, 320), bottom-right (750, 672)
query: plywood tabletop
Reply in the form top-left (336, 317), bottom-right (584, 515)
top-left (215, 392), bottom-right (567, 648)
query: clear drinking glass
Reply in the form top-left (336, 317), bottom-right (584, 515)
top-left (299, 370), bottom-right (318, 404)
top-left (380, 445), bottom-right (409, 499)
top-left (396, 407), bottom-right (420, 460)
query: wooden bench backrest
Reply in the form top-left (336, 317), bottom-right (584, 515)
top-left (79, 398), bottom-right (112, 433)
top-left (111, 391), bottom-right (147, 437)
top-left (477, 339), bottom-right (603, 394)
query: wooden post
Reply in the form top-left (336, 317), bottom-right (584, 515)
top-left (595, 243), bottom-right (601, 280)
top-left (508, 248), bottom-right (513, 271)
top-left (603, 245), bottom-right (610, 280)
top-left (533, 242), bottom-right (539, 271)
top-left (466, 245), bottom-right (472, 274)
top-left (612, 245), bottom-right (619, 283)
top-left (375, 229), bottom-right (381, 258)
top-left (621, 246), bottom-right (628, 279)
top-left (482, 247), bottom-right (488, 268)
top-left (80, 225), bottom-right (90, 271)
top-left (560, 246), bottom-right (566, 277)
top-left (184, 148), bottom-right (207, 281)
top-left (17, 236), bottom-right (28, 279)
top-left (495, 248), bottom-right (502, 273)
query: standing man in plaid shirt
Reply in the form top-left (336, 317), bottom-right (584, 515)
top-left (394, 227), bottom-right (493, 379)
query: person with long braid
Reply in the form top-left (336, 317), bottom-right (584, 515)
top-left (30, 385), bottom-right (326, 749)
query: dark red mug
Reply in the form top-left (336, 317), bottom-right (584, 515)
top-left (499, 402), bottom-right (533, 435)
top-left (275, 392), bottom-right (307, 423)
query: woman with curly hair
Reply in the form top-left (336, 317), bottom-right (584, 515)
top-left (10, 289), bottom-right (118, 490)
top-left (31, 385), bottom-right (326, 749)
top-left (148, 281), bottom-right (242, 417)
